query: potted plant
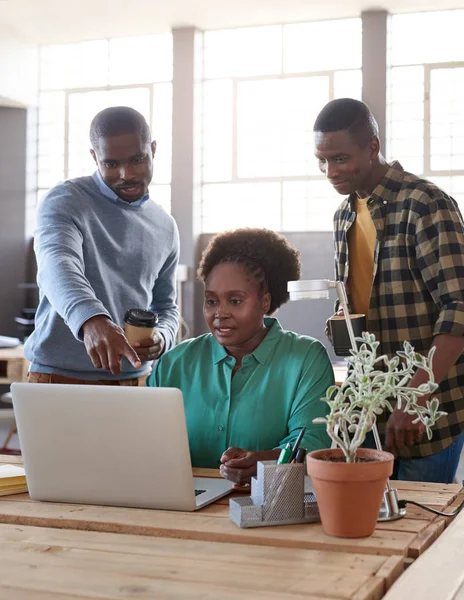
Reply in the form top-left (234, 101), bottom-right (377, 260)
top-left (307, 332), bottom-right (447, 538)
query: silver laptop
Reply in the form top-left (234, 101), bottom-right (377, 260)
top-left (11, 383), bottom-right (233, 511)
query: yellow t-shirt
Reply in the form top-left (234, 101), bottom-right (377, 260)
top-left (347, 197), bottom-right (376, 320)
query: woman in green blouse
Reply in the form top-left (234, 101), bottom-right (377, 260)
top-left (146, 228), bottom-right (334, 485)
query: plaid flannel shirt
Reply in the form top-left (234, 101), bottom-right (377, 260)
top-left (334, 161), bottom-right (464, 458)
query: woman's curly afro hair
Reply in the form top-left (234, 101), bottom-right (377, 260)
top-left (197, 228), bottom-right (301, 315)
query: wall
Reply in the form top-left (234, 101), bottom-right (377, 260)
top-left (0, 107), bottom-right (29, 337)
top-left (195, 232), bottom-right (339, 362)
top-left (0, 27), bottom-right (38, 337)
top-left (0, 27), bottom-right (38, 108)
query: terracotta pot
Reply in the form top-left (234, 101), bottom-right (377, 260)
top-left (306, 447), bottom-right (394, 538)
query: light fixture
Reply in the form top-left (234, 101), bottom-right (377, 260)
top-left (288, 279), bottom-right (405, 522)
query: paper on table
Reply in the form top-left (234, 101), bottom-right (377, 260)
top-left (0, 465), bottom-right (26, 480)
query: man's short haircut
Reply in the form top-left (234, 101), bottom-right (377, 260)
top-left (89, 106), bottom-right (151, 149)
top-left (313, 98), bottom-right (379, 146)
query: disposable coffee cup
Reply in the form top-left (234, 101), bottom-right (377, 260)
top-left (124, 309), bottom-right (158, 345)
top-left (328, 314), bottom-right (366, 357)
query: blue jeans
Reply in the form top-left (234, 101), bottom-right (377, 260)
top-left (364, 432), bottom-right (464, 484)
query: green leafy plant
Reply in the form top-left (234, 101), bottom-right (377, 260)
top-left (314, 332), bottom-right (447, 463)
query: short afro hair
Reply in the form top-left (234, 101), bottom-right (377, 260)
top-left (313, 98), bottom-right (379, 146)
top-left (197, 228), bottom-right (301, 315)
top-left (89, 106), bottom-right (151, 149)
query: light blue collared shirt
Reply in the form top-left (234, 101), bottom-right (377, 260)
top-left (93, 170), bottom-right (149, 207)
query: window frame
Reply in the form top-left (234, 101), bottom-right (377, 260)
top-left (37, 38), bottom-right (173, 212)
top-left (200, 68), bottom-right (362, 231)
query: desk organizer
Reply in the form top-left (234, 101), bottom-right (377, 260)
top-left (229, 460), bottom-right (320, 528)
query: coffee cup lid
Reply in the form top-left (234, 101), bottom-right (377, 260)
top-left (124, 308), bottom-right (158, 328)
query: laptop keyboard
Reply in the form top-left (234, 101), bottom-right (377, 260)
top-left (195, 489), bottom-right (206, 497)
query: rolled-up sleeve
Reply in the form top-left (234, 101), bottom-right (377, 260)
top-left (414, 196), bottom-right (464, 337)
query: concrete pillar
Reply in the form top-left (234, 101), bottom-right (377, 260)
top-left (171, 27), bottom-right (203, 336)
top-left (362, 10), bottom-right (388, 150)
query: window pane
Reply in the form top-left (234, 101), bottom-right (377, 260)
top-left (149, 184), bottom-right (171, 214)
top-left (282, 180), bottom-right (341, 232)
top-left (284, 19), bottom-right (361, 73)
top-left (109, 35), bottom-right (173, 85)
top-left (334, 70), bottom-right (362, 99)
top-left (202, 80), bottom-right (233, 182)
top-left (387, 66), bottom-right (424, 168)
top-left (390, 11), bottom-right (464, 66)
top-left (40, 41), bottom-right (109, 90)
top-left (430, 68), bottom-right (464, 173)
top-left (38, 91), bottom-right (65, 189)
top-left (204, 27), bottom-right (282, 78)
top-left (152, 83), bottom-right (172, 184)
top-left (202, 183), bottom-right (281, 231)
top-left (430, 176), bottom-right (464, 211)
top-left (431, 121), bottom-right (464, 138)
top-left (67, 88), bottom-right (151, 179)
top-left (237, 79), bottom-right (280, 178)
top-left (237, 77), bottom-right (329, 178)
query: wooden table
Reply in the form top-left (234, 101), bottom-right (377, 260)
top-left (0, 455), bottom-right (461, 599)
top-left (0, 524), bottom-right (405, 600)
top-left (384, 507), bottom-right (464, 600)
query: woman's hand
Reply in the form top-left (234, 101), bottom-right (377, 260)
top-left (219, 447), bottom-right (281, 487)
top-left (219, 447), bottom-right (258, 486)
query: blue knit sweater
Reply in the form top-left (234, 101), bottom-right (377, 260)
top-left (24, 172), bottom-right (179, 380)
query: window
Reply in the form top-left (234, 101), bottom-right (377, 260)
top-left (201, 20), bottom-right (362, 232)
top-left (388, 11), bottom-right (464, 209)
top-left (37, 35), bottom-right (173, 213)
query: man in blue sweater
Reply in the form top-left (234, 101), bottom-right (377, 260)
top-left (25, 106), bottom-right (179, 384)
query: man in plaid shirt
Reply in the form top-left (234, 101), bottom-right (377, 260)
top-left (314, 98), bottom-right (464, 483)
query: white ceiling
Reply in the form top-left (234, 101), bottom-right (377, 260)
top-left (1, 0), bottom-right (464, 45)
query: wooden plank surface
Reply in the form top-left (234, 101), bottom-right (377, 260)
top-left (384, 508), bottom-right (464, 600)
top-left (0, 494), bottom-right (418, 557)
top-left (0, 523), bottom-right (404, 600)
top-left (0, 456), bottom-right (460, 559)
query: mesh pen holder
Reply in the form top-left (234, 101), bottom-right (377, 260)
top-left (229, 460), bottom-right (320, 528)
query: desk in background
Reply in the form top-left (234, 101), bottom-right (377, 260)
top-left (0, 345), bottom-right (28, 385)
top-left (0, 345), bottom-right (28, 454)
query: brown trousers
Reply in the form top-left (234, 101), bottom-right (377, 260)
top-left (27, 372), bottom-right (147, 386)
